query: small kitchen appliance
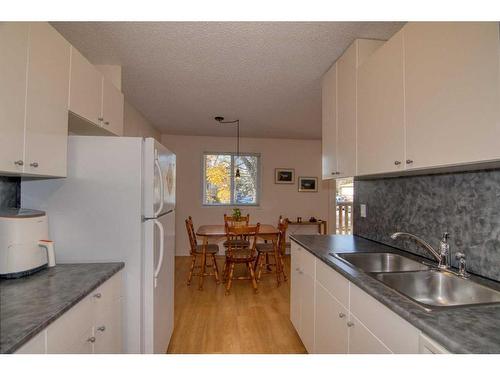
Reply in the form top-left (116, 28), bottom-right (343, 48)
top-left (0, 208), bottom-right (55, 278)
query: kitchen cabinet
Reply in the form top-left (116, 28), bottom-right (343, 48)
top-left (0, 22), bottom-right (70, 178)
top-left (24, 22), bottom-right (71, 177)
top-left (321, 63), bottom-right (337, 179)
top-left (69, 46), bottom-right (124, 137)
top-left (314, 283), bottom-right (348, 353)
top-left (291, 242), bottom-right (428, 354)
top-left (0, 22), bottom-right (29, 174)
top-left (102, 76), bottom-right (124, 136)
top-left (15, 271), bottom-right (123, 354)
top-left (290, 242), bottom-right (315, 353)
top-left (69, 46), bottom-right (103, 126)
top-left (322, 39), bottom-right (384, 179)
top-left (404, 22), bottom-right (500, 170)
top-left (357, 30), bottom-right (405, 176)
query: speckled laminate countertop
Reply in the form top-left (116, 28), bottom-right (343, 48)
top-left (0, 263), bottom-right (124, 354)
top-left (290, 234), bottom-right (500, 354)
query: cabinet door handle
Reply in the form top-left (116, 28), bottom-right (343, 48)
top-left (93, 293), bottom-right (102, 299)
top-left (338, 312), bottom-right (345, 318)
top-left (14, 160), bottom-right (24, 166)
top-left (295, 267), bottom-right (300, 272)
top-left (98, 117), bottom-right (104, 121)
top-left (104, 121), bottom-right (110, 125)
top-left (87, 336), bottom-right (96, 343)
top-left (347, 321), bottom-right (354, 327)
top-left (30, 162), bottom-right (39, 168)
top-left (394, 160), bottom-right (401, 165)
top-left (406, 159), bottom-right (413, 165)
top-left (97, 325), bottom-right (106, 332)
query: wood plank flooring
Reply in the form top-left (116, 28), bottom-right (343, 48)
top-left (167, 255), bottom-right (307, 354)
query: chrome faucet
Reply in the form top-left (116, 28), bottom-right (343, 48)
top-left (390, 232), bottom-right (450, 269)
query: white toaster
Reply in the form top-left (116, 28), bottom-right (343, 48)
top-left (0, 208), bottom-right (55, 278)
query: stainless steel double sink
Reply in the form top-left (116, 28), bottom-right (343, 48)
top-left (331, 252), bottom-right (500, 310)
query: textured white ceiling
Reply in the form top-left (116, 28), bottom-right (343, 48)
top-left (52, 22), bottom-right (404, 139)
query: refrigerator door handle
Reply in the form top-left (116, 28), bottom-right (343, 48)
top-left (153, 219), bottom-right (165, 288)
top-left (154, 155), bottom-right (165, 217)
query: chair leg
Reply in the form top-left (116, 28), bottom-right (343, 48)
top-left (254, 252), bottom-right (261, 272)
top-left (248, 261), bottom-right (259, 294)
top-left (273, 251), bottom-right (281, 286)
top-left (187, 254), bottom-right (196, 286)
top-left (225, 262), bottom-right (235, 295)
top-left (222, 256), bottom-right (229, 283)
top-left (212, 254), bottom-right (220, 284)
top-left (257, 252), bottom-right (265, 282)
top-left (280, 253), bottom-right (287, 282)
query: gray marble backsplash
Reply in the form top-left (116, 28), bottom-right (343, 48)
top-left (0, 176), bottom-right (20, 208)
top-left (353, 169), bottom-right (500, 281)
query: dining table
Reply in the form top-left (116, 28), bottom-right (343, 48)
top-left (195, 224), bottom-right (279, 290)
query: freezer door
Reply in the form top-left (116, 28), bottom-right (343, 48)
top-left (143, 211), bottom-right (175, 354)
top-left (143, 138), bottom-right (176, 219)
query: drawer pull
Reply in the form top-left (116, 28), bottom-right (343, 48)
top-left (30, 162), bottom-right (39, 168)
top-left (104, 121), bottom-right (110, 125)
top-left (347, 321), bottom-right (354, 327)
top-left (97, 326), bottom-right (106, 332)
top-left (394, 160), bottom-right (401, 165)
top-left (14, 160), bottom-right (24, 166)
top-left (338, 312), bottom-right (345, 318)
top-left (406, 159), bottom-right (414, 165)
top-left (87, 336), bottom-right (96, 343)
top-left (93, 293), bottom-right (102, 299)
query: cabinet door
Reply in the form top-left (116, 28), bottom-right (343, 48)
top-left (404, 22), bottom-right (500, 170)
top-left (357, 30), bottom-right (405, 175)
top-left (24, 22), bottom-right (70, 177)
top-left (348, 314), bottom-right (391, 354)
top-left (300, 272), bottom-right (315, 353)
top-left (0, 22), bottom-right (29, 174)
top-left (322, 64), bottom-right (337, 179)
top-left (15, 330), bottom-right (46, 354)
top-left (314, 283), bottom-right (348, 354)
top-left (336, 43), bottom-right (357, 178)
top-left (69, 46), bottom-right (103, 125)
top-left (290, 244), bottom-right (301, 334)
top-left (102, 77), bottom-right (124, 136)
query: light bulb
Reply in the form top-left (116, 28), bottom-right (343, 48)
top-left (235, 168), bottom-right (241, 178)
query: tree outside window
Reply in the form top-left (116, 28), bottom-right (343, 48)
top-left (203, 153), bottom-right (260, 206)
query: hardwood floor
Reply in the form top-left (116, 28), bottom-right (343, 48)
top-left (167, 255), bottom-right (307, 354)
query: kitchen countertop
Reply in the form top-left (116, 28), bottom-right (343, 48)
top-left (290, 234), bottom-right (500, 354)
top-left (0, 262), bottom-right (124, 354)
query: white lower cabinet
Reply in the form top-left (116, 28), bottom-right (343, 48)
top-left (291, 242), bottom-right (443, 354)
top-left (15, 271), bottom-right (122, 354)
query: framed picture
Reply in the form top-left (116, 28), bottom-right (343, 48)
top-left (298, 176), bottom-right (318, 192)
top-left (275, 168), bottom-right (295, 184)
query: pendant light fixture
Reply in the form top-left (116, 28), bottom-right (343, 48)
top-left (215, 116), bottom-right (241, 178)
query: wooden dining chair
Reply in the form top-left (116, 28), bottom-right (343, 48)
top-left (185, 216), bottom-right (220, 286)
top-left (255, 220), bottom-right (288, 285)
top-left (222, 213), bottom-right (250, 251)
top-left (224, 223), bottom-right (261, 295)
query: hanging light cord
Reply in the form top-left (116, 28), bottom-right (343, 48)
top-left (215, 117), bottom-right (241, 177)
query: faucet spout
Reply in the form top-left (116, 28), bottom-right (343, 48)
top-left (390, 232), bottom-right (442, 263)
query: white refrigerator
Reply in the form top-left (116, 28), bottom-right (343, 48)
top-left (21, 136), bottom-right (176, 354)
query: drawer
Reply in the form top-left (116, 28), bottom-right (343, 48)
top-left (348, 313), bottom-right (391, 354)
top-left (46, 295), bottom-right (94, 353)
top-left (92, 272), bottom-right (122, 320)
top-left (299, 247), bottom-right (316, 279)
top-left (349, 283), bottom-right (419, 353)
top-left (316, 259), bottom-right (349, 308)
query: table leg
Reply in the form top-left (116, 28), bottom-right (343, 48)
top-left (198, 236), bottom-right (207, 291)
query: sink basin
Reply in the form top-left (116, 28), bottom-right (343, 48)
top-left (333, 252), bottom-right (430, 273)
top-left (376, 270), bottom-right (500, 309)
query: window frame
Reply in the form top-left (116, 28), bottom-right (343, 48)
top-left (202, 151), bottom-right (261, 207)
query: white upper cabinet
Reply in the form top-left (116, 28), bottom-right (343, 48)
top-left (24, 23), bottom-right (71, 177)
top-left (68, 47), bottom-right (124, 137)
top-left (404, 22), bottom-right (500, 170)
top-left (0, 22), bottom-right (70, 178)
top-left (0, 22), bottom-right (29, 174)
top-left (102, 77), bottom-right (124, 136)
top-left (357, 30), bottom-right (405, 176)
top-left (322, 39), bottom-right (385, 179)
top-left (322, 64), bottom-right (337, 179)
top-left (69, 46), bottom-right (103, 125)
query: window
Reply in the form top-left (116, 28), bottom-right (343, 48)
top-left (203, 153), bottom-right (260, 206)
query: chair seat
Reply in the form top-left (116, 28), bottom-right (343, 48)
top-left (255, 242), bottom-right (276, 253)
top-left (193, 244), bottom-right (219, 254)
top-left (223, 239), bottom-right (250, 248)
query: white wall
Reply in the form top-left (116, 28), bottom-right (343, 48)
top-left (161, 134), bottom-right (330, 256)
top-left (123, 100), bottom-right (161, 141)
